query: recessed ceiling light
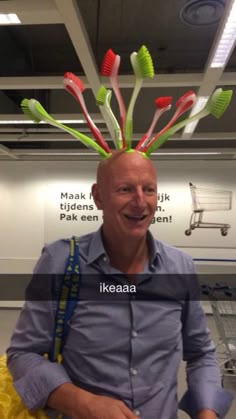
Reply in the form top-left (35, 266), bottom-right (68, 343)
top-left (0, 14), bottom-right (21, 24)
top-left (180, 0), bottom-right (225, 26)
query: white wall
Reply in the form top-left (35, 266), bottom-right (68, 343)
top-left (0, 159), bottom-right (236, 274)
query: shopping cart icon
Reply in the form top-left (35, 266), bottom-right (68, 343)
top-left (185, 182), bottom-right (232, 237)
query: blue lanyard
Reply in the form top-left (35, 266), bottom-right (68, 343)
top-left (49, 236), bottom-right (80, 362)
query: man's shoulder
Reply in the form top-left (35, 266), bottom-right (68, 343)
top-left (154, 238), bottom-right (195, 273)
top-left (155, 238), bottom-right (191, 258)
top-left (44, 231), bottom-right (96, 256)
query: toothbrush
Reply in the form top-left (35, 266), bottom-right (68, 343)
top-left (140, 91), bottom-right (197, 152)
top-left (96, 85), bottom-right (123, 150)
top-left (135, 96), bottom-right (172, 151)
top-left (63, 72), bottom-right (110, 153)
top-left (145, 88), bottom-right (233, 157)
top-left (100, 49), bottom-right (126, 147)
top-left (124, 45), bottom-right (154, 149)
top-left (21, 98), bottom-right (111, 159)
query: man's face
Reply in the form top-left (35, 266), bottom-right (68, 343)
top-left (92, 152), bottom-right (157, 241)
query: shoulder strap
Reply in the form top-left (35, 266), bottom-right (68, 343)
top-left (49, 236), bottom-right (81, 362)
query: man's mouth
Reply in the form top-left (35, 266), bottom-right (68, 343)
top-left (124, 215), bottom-right (147, 221)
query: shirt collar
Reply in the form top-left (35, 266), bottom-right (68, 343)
top-left (87, 227), bottom-right (161, 268)
top-left (87, 227), bottom-right (107, 264)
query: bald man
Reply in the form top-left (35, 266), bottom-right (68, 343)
top-left (7, 151), bottom-right (232, 419)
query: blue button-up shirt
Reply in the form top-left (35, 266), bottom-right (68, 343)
top-left (7, 228), bottom-right (233, 418)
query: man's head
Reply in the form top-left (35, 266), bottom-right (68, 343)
top-left (92, 150), bottom-right (157, 243)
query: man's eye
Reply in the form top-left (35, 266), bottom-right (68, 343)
top-left (145, 187), bottom-right (156, 194)
top-left (118, 187), bottom-right (130, 193)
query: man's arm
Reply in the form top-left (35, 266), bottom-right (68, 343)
top-left (178, 297), bottom-right (233, 419)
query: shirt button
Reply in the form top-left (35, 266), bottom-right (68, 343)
top-left (130, 368), bottom-right (138, 376)
top-left (132, 330), bottom-right (138, 338)
top-left (133, 409), bottom-right (141, 417)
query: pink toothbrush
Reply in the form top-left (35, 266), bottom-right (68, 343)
top-left (63, 72), bottom-right (110, 153)
top-left (100, 49), bottom-right (126, 147)
top-left (140, 91), bottom-right (197, 152)
top-left (135, 96), bottom-right (172, 151)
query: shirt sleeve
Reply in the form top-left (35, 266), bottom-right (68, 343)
top-left (6, 245), bottom-right (72, 410)
top-left (178, 258), bottom-right (233, 418)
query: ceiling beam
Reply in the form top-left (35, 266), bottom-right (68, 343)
top-left (53, 0), bottom-right (114, 139)
top-left (0, 72), bottom-right (235, 90)
top-left (0, 113), bottom-right (104, 123)
top-left (1, 132), bottom-right (235, 142)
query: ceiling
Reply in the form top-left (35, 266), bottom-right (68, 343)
top-left (0, 0), bottom-right (236, 161)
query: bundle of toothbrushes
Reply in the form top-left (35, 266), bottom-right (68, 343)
top-left (21, 45), bottom-right (232, 159)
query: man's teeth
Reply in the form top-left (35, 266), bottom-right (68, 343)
top-left (125, 215), bottom-right (146, 220)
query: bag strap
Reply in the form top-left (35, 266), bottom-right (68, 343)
top-left (49, 236), bottom-right (81, 362)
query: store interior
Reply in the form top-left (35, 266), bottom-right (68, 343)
top-left (0, 0), bottom-right (236, 417)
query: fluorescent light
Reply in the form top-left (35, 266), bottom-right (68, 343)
top-left (183, 96), bottom-right (208, 134)
top-left (0, 119), bottom-right (85, 124)
top-left (210, 0), bottom-right (236, 68)
top-left (152, 152), bottom-right (221, 156)
top-left (20, 152), bottom-right (222, 157)
top-left (0, 14), bottom-right (21, 24)
top-left (18, 152), bottom-right (98, 156)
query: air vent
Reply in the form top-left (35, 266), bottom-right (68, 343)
top-left (180, 0), bottom-right (225, 26)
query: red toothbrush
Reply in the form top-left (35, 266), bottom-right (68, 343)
top-left (141, 91), bottom-right (197, 152)
top-left (64, 72), bottom-right (110, 153)
top-left (135, 96), bottom-right (172, 151)
top-left (101, 49), bottom-right (126, 147)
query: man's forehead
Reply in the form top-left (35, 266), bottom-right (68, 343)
top-left (97, 150), bottom-right (156, 180)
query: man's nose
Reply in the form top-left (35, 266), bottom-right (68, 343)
top-left (132, 188), bottom-right (146, 207)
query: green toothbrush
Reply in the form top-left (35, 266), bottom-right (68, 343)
top-left (145, 88), bottom-right (233, 157)
top-left (96, 85), bottom-right (123, 150)
top-left (124, 45), bottom-right (154, 149)
top-left (21, 98), bottom-right (111, 159)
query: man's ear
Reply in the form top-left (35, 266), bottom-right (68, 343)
top-left (91, 183), bottom-right (103, 210)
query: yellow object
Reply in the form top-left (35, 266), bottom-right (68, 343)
top-left (0, 354), bottom-right (50, 419)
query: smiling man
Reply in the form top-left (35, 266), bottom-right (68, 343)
top-left (7, 150), bottom-right (233, 419)
top-left (92, 151), bottom-right (158, 274)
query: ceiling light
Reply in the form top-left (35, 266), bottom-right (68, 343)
top-left (183, 96), bottom-right (209, 134)
top-left (0, 119), bottom-right (85, 125)
top-left (21, 152), bottom-right (222, 157)
top-left (210, 0), bottom-right (236, 68)
top-left (18, 152), bottom-right (99, 156)
top-left (152, 152), bottom-right (221, 155)
top-left (0, 14), bottom-right (21, 24)
top-left (180, 0), bottom-right (225, 26)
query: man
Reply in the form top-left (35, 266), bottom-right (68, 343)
top-left (7, 150), bottom-right (233, 418)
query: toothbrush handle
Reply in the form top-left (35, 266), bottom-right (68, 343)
top-left (141, 110), bottom-right (181, 152)
top-left (104, 102), bottom-right (123, 150)
top-left (145, 109), bottom-right (209, 157)
top-left (83, 111), bottom-right (111, 153)
top-left (136, 108), bottom-right (167, 150)
top-left (49, 119), bottom-right (110, 158)
top-left (110, 75), bottom-right (126, 147)
top-left (65, 84), bottom-right (110, 153)
top-left (125, 78), bottom-right (143, 148)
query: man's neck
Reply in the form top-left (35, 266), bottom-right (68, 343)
top-left (101, 229), bottom-right (149, 274)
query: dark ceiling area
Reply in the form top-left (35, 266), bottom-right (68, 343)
top-left (0, 0), bottom-right (236, 160)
